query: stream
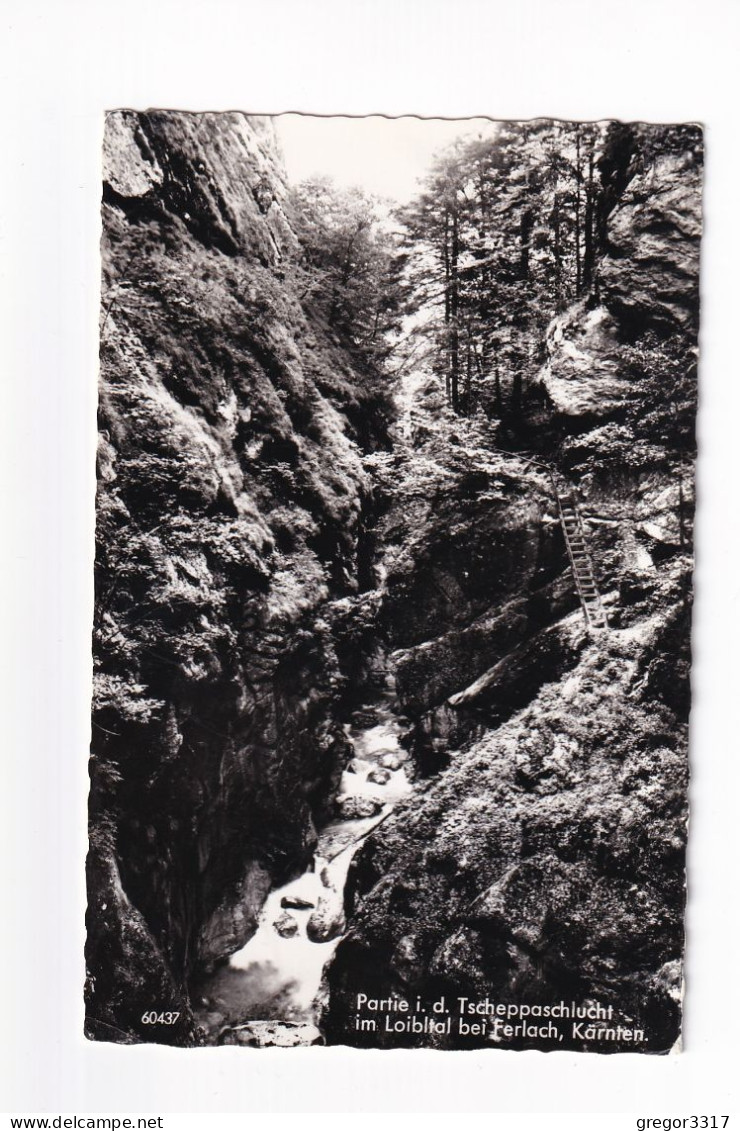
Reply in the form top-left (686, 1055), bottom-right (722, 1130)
top-left (193, 686), bottom-right (412, 1046)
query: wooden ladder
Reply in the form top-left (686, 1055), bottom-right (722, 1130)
top-left (556, 489), bottom-right (609, 630)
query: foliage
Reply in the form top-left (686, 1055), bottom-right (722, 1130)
top-left (287, 178), bottom-right (405, 369)
top-left (621, 332), bottom-right (697, 461)
top-left (397, 121), bottom-right (607, 417)
top-left (396, 121), bottom-right (701, 426)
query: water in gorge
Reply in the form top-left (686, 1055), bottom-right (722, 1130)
top-left (192, 683), bottom-right (412, 1046)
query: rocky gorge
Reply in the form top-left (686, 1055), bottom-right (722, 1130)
top-left (87, 112), bottom-right (700, 1052)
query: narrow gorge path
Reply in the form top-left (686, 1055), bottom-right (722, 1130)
top-left (192, 678), bottom-right (412, 1047)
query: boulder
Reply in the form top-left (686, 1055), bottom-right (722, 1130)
top-left (219, 1021), bottom-right (323, 1047)
top-left (352, 708), bottom-right (380, 728)
top-left (306, 892), bottom-right (346, 944)
top-left (337, 795), bottom-right (383, 820)
top-left (280, 895), bottom-right (315, 911)
top-left (367, 767), bottom-right (392, 786)
top-left (600, 148), bottom-right (702, 334)
top-left (273, 912), bottom-right (299, 938)
top-left (541, 303), bottom-right (631, 417)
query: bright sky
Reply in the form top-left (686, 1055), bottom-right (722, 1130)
top-left (273, 114), bottom-right (500, 204)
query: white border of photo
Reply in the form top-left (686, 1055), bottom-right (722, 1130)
top-left (1, 0), bottom-right (738, 1117)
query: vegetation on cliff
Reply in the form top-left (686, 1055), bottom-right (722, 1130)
top-left (88, 111), bottom-right (398, 1044)
top-left (323, 121), bottom-right (699, 1052)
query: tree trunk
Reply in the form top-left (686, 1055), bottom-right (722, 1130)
top-left (583, 136), bottom-right (596, 291)
top-left (575, 127), bottom-right (582, 295)
top-left (491, 338), bottom-right (502, 415)
top-left (553, 193), bottom-right (562, 295)
top-left (511, 365), bottom-right (522, 418)
top-left (520, 205), bottom-right (534, 280)
top-left (449, 204), bottom-right (460, 413)
top-left (473, 342), bottom-right (484, 412)
top-left (442, 212), bottom-right (451, 405)
top-left (464, 326), bottom-right (473, 415)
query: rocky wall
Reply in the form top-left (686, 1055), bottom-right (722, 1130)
top-left (87, 112), bottom-right (390, 1044)
top-left (323, 123), bottom-right (699, 1051)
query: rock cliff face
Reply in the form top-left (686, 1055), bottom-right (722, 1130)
top-left (543, 124), bottom-right (702, 420)
top-left (367, 438), bottom-right (578, 772)
top-left (323, 123), bottom-right (699, 1052)
top-left (87, 112), bottom-right (391, 1044)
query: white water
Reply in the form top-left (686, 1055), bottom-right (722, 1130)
top-left (194, 697), bottom-right (411, 1044)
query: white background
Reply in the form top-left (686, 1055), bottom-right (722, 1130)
top-left (1, 0), bottom-right (739, 1117)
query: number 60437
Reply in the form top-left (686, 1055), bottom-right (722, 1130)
top-left (141, 1011), bottom-right (180, 1025)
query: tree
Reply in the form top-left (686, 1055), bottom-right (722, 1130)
top-left (287, 178), bottom-right (404, 368)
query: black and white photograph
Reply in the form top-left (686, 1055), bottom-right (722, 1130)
top-left (87, 110), bottom-right (700, 1053)
top-left (6, 0), bottom-right (740, 1117)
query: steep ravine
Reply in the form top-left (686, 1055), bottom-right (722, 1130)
top-left (88, 115), bottom-right (699, 1051)
top-left (87, 111), bottom-right (393, 1044)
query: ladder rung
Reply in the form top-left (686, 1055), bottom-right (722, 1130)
top-left (558, 485), bottom-right (609, 631)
